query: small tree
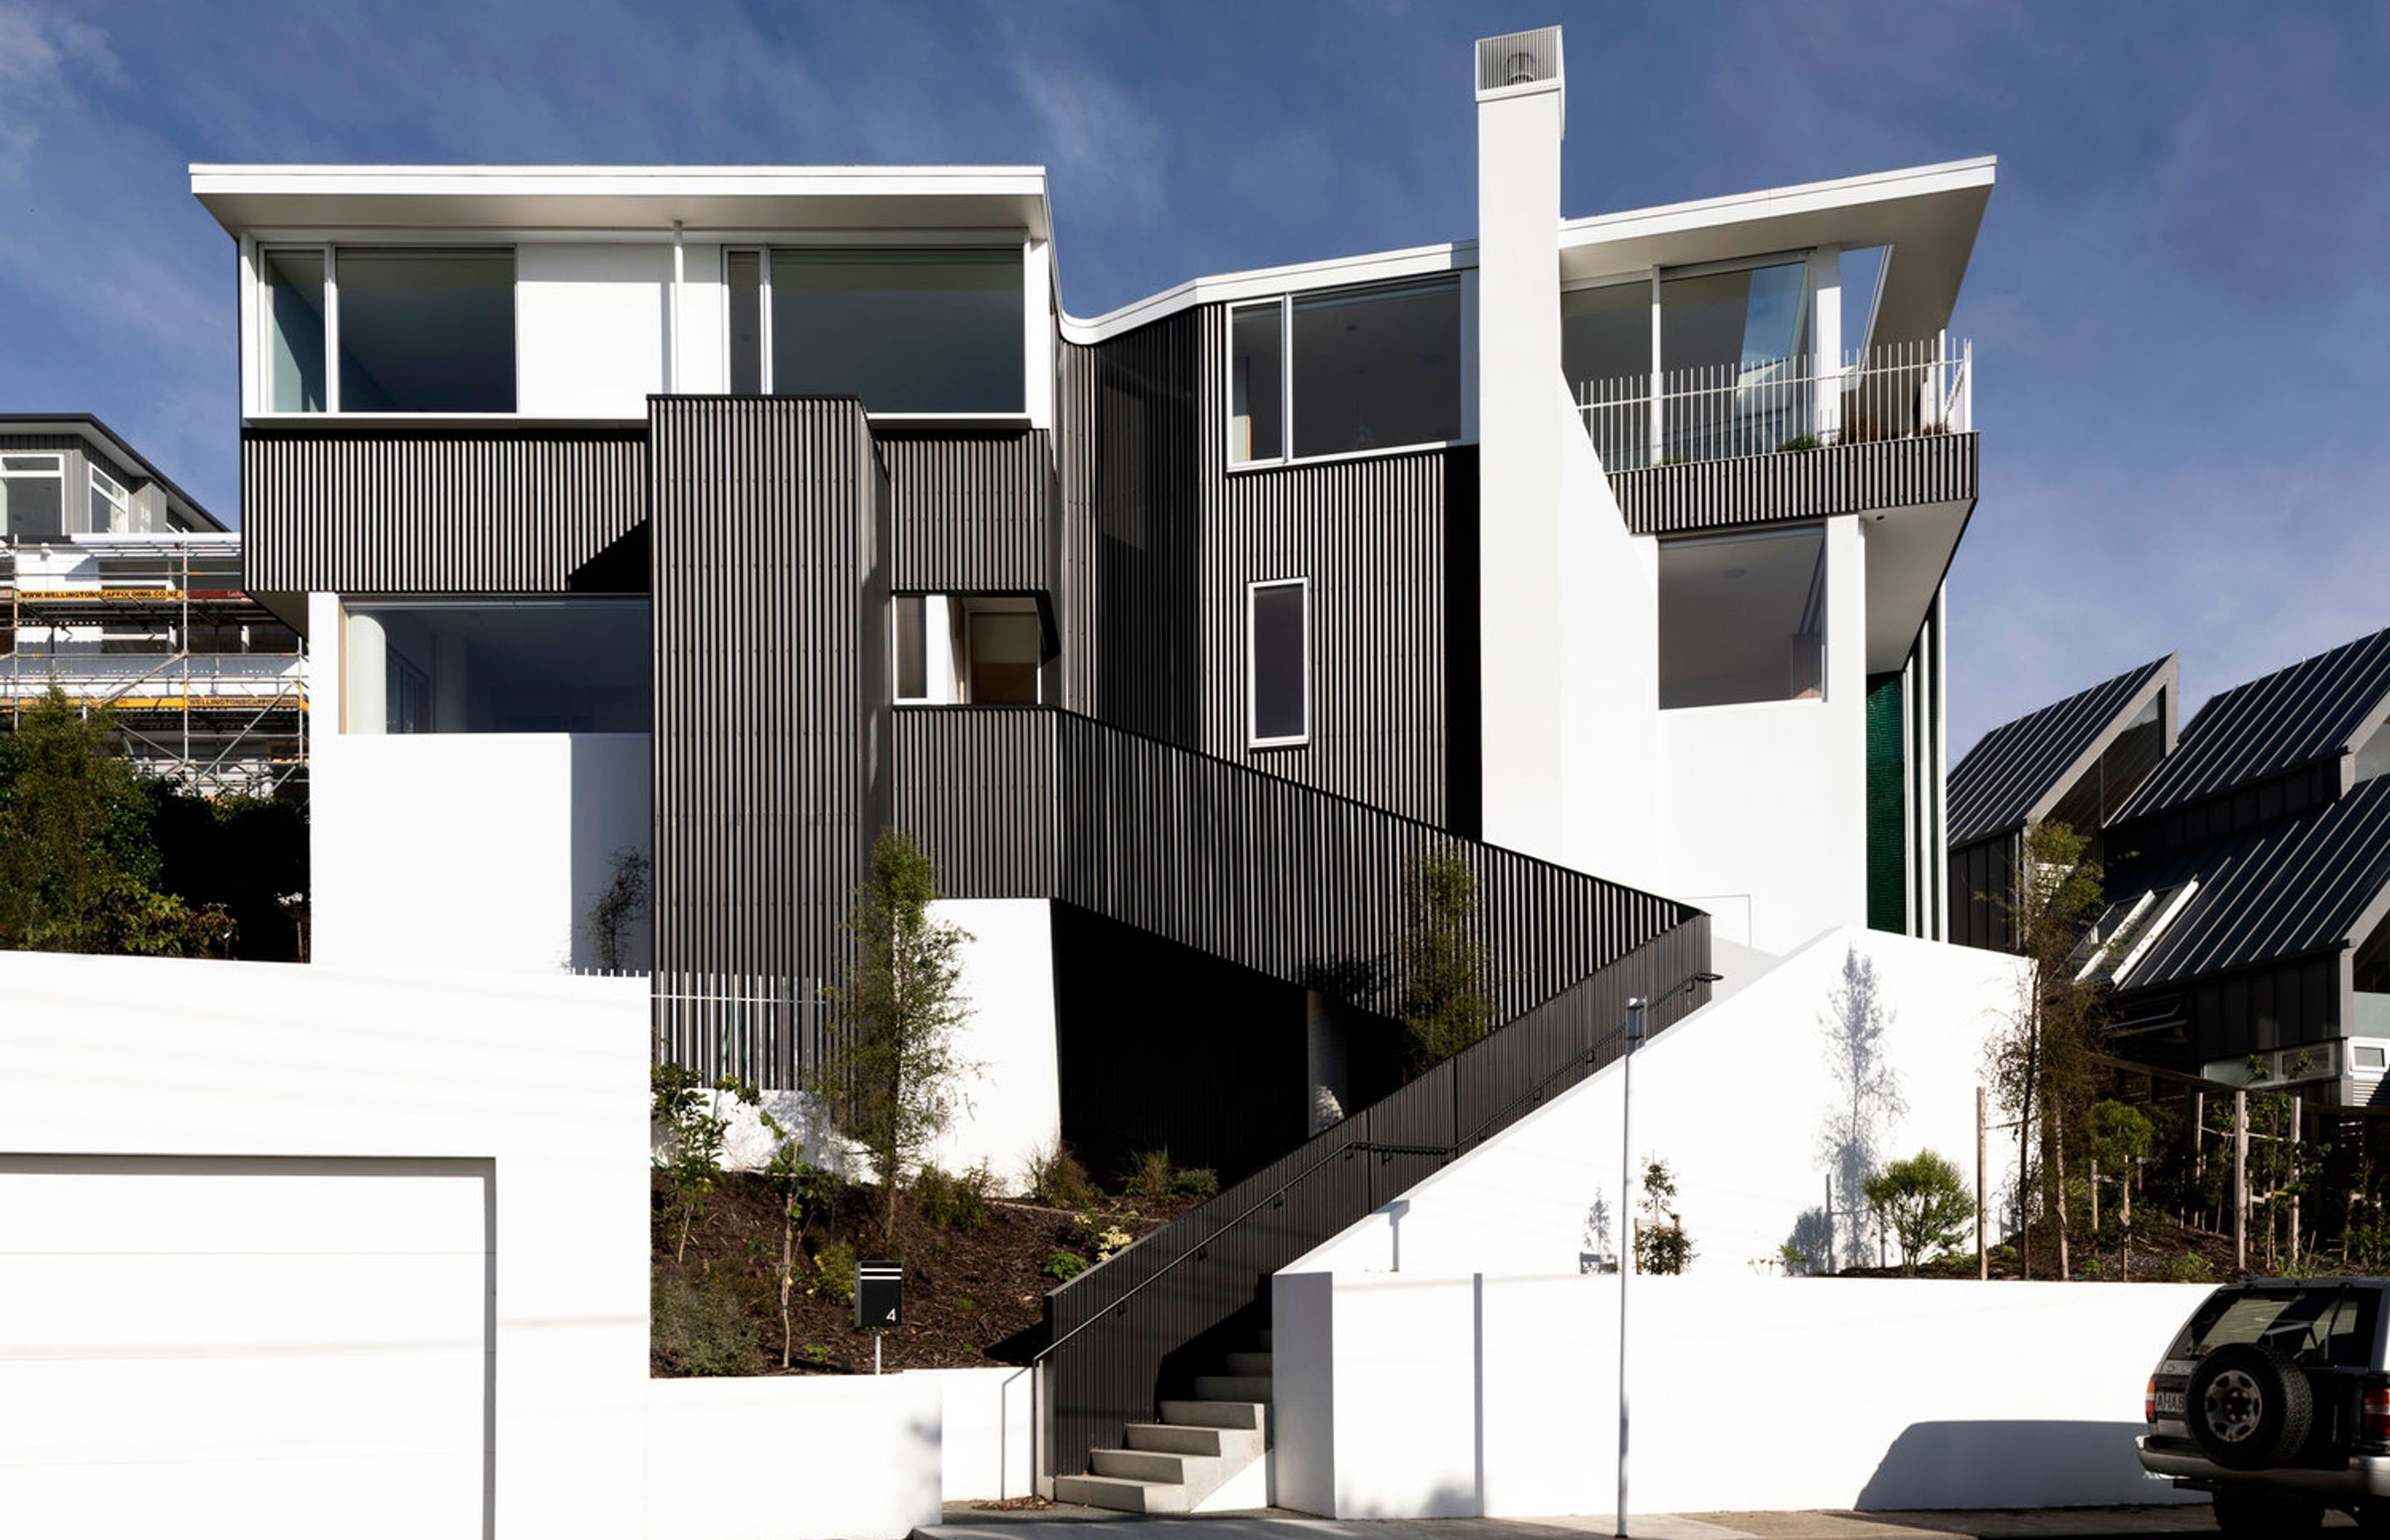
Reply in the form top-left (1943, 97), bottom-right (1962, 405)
top-left (0, 690), bottom-right (190, 955)
top-left (754, 1102), bottom-right (839, 1368)
top-left (1982, 819), bottom-right (2109, 1278)
top-left (652, 1062), bottom-right (734, 1265)
top-left (1398, 846), bottom-right (1494, 1075)
top-left (1635, 1157), bottom-right (1694, 1274)
top-left (817, 829), bottom-right (974, 1243)
top-left (1863, 1149), bottom-right (1978, 1274)
top-left (587, 847), bottom-right (651, 971)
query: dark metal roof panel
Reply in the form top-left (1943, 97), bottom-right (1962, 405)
top-left (2116, 627), bottom-right (2390, 825)
top-left (1948, 655), bottom-right (2173, 847)
top-left (2120, 773), bottom-right (2390, 989)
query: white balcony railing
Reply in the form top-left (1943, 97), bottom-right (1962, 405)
top-left (1578, 335), bottom-right (1972, 473)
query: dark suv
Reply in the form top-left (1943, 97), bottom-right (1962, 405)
top-left (2140, 1279), bottom-right (2390, 1533)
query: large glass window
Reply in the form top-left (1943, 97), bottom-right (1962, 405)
top-left (1657, 525), bottom-right (1826, 709)
top-left (342, 599), bottom-right (646, 733)
top-left (0, 454), bottom-right (65, 542)
top-left (1562, 280), bottom-right (1651, 394)
top-left (1229, 303), bottom-right (1284, 465)
top-left (1248, 578), bottom-right (1309, 746)
top-left (726, 250), bottom-right (763, 396)
top-left (264, 250), bottom-right (328, 412)
top-left (335, 249), bottom-right (515, 413)
top-left (766, 248), bottom-right (1023, 413)
top-left (1661, 261), bottom-right (1808, 377)
top-left (1290, 280), bottom-right (1461, 459)
top-left (966, 607), bottom-right (1041, 704)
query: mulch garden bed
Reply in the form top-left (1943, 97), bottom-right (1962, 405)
top-left (651, 1169), bottom-right (1194, 1375)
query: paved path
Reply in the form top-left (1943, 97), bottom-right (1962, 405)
top-left (920, 1499), bottom-right (2321, 1538)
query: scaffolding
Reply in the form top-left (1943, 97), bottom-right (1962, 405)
top-left (2, 535), bottom-right (306, 796)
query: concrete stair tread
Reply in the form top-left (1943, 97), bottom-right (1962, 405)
top-left (1192, 1373), bottom-right (1273, 1401)
top-left (1160, 1398), bottom-right (1266, 1430)
top-left (1091, 1447), bottom-right (1212, 1483)
top-left (1125, 1422), bottom-right (1237, 1455)
top-left (1052, 1473), bottom-right (1191, 1514)
top-left (1222, 1351), bottom-right (1273, 1375)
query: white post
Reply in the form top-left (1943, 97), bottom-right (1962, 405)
top-left (1807, 246), bottom-right (1841, 443)
top-left (1617, 996), bottom-right (1646, 1539)
top-left (670, 220), bottom-right (685, 394)
top-left (1646, 268), bottom-right (1663, 466)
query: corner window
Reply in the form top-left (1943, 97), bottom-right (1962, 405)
top-left (1248, 578), bottom-right (1309, 747)
top-left (1657, 525), bottom-right (1825, 709)
top-left (965, 605), bottom-right (1041, 704)
top-left (1562, 280), bottom-right (1651, 399)
top-left (261, 246), bottom-right (515, 414)
top-left (342, 599), bottom-right (646, 734)
top-left (89, 465), bottom-right (129, 534)
top-left (0, 454), bottom-right (65, 542)
top-left (728, 246), bottom-right (1026, 414)
top-left (1227, 278), bottom-right (1461, 466)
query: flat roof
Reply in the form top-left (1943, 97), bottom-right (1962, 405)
top-left (188, 154), bottom-right (1994, 347)
top-left (189, 163), bottom-right (1056, 241)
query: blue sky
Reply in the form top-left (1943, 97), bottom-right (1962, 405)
top-left (2, 1), bottom-right (2385, 749)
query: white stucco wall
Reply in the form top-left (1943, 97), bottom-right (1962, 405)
top-left (925, 898), bottom-right (1062, 1186)
top-left (1295, 926), bottom-right (2024, 1280)
top-left (1271, 1270), bottom-right (2207, 1519)
top-left (0, 952), bottom-right (651, 1539)
top-left (1656, 516), bottom-right (1869, 953)
top-left (312, 730), bottom-right (651, 972)
top-left (517, 243), bottom-right (671, 418)
top-left (1563, 381), bottom-right (1662, 889)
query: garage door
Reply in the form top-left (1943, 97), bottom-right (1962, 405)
top-left (0, 1155), bottom-right (490, 1538)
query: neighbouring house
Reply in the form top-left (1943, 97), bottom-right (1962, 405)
top-left (180, 24), bottom-right (1997, 1506)
top-left (1950, 627), bottom-right (2390, 1105)
top-left (0, 416), bottom-right (305, 794)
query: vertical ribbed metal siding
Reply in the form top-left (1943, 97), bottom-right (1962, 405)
top-left (1051, 307), bottom-right (1476, 830)
top-left (881, 428), bottom-right (1054, 593)
top-left (1611, 431), bottom-right (1978, 534)
top-left (649, 397), bottom-right (890, 1081)
top-left (895, 705), bottom-right (1685, 1024)
top-left (240, 427), bottom-right (648, 592)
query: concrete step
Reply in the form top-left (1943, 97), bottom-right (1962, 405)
top-left (1193, 1373), bottom-right (1272, 1402)
top-left (1125, 1422), bottom-right (1227, 1456)
top-left (1222, 1351), bottom-right (1273, 1377)
top-left (1161, 1398), bottom-right (1266, 1431)
top-left (1091, 1447), bottom-right (1195, 1484)
top-left (1053, 1474), bottom-right (1189, 1514)
top-left (1257, 1328), bottom-right (1273, 1350)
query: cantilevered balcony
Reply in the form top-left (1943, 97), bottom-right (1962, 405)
top-left (1582, 337), bottom-right (1977, 535)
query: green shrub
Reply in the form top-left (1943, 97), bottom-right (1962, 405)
top-left (810, 1241), bottom-right (858, 1305)
top-left (1775, 433), bottom-right (1823, 453)
top-left (802, 1342), bottom-right (832, 1366)
top-left (2167, 1251), bottom-right (2216, 1284)
top-left (954, 1297), bottom-right (976, 1313)
top-left (1042, 1249), bottom-right (1088, 1283)
top-left (1861, 1149), bottom-right (1978, 1275)
top-left (914, 1162), bottom-right (996, 1232)
top-left (652, 1274), bottom-right (762, 1377)
top-left (1026, 1139), bottom-right (1096, 1209)
top-left (1121, 1149), bottom-right (1219, 1203)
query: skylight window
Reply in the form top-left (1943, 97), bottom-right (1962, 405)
top-left (2070, 880), bottom-right (2197, 986)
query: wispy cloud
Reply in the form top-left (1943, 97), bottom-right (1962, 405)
top-left (0, 2), bottom-right (120, 173)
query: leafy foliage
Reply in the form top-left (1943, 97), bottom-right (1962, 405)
top-left (1398, 846), bottom-right (1494, 1075)
top-left (1024, 1139), bottom-right (1097, 1209)
top-left (585, 846), bottom-right (651, 970)
top-left (809, 1241), bottom-right (857, 1306)
top-left (1121, 1148), bottom-right (1218, 1203)
top-left (652, 1062), bottom-right (736, 1265)
top-left (816, 830), bottom-right (976, 1243)
top-left (651, 1274), bottom-right (763, 1377)
top-left (913, 1163), bottom-right (997, 1232)
top-left (1041, 1249), bottom-right (1087, 1284)
top-left (1635, 1157), bottom-right (1694, 1275)
top-left (0, 691), bottom-right (191, 955)
top-left (1863, 1149), bottom-right (1978, 1274)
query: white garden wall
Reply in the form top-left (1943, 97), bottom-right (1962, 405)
top-left (1271, 1270), bottom-right (2207, 1519)
top-left (1295, 925), bottom-right (2026, 1279)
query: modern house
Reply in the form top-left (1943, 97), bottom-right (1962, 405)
top-left (188, 26), bottom-right (1992, 1499)
top-left (1950, 628), bottom-right (2390, 1104)
top-left (1, 416), bottom-right (305, 793)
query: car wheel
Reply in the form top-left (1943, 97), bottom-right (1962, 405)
top-left (2212, 1487), bottom-right (2323, 1535)
top-left (2186, 1341), bottom-right (2314, 1470)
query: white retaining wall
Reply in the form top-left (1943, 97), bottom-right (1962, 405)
top-left (1296, 925), bottom-right (2027, 1279)
top-left (0, 951), bottom-right (1033, 1539)
top-left (1272, 1270), bottom-right (2208, 1518)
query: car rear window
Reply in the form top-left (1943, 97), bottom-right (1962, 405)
top-left (2174, 1287), bottom-right (2380, 1369)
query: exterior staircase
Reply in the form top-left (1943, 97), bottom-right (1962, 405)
top-left (1054, 1335), bottom-right (1273, 1513)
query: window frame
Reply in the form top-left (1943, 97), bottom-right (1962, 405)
top-left (1654, 522), bottom-right (1830, 712)
top-left (960, 601), bottom-right (1042, 706)
top-left (0, 452), bottom-right (66, 543)
top-left (724, 242), bottom-right (1033, 422)
top-left (252, 242), bottom-right (519, 419)
top-left (891, 594), bottom-right (934, 704)
top-left (1225, 276), bottom-right (1466, 473)
top-left (89, 464), bottom-right (130, 534)
top-left (1246, 576), bottom-right (1311, 749)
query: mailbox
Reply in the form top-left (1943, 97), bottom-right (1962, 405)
top-left (855, 1260), bottom-right (902, 1331)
